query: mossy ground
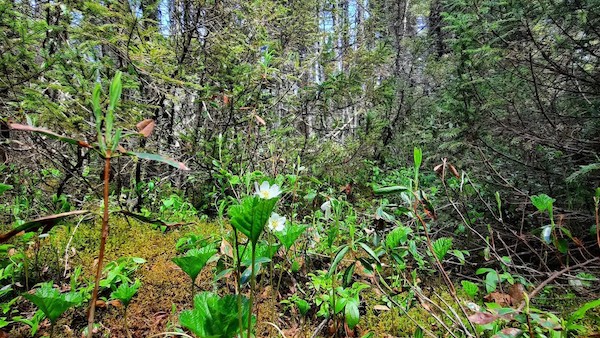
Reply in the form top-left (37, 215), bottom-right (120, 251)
top-left (4, 213), bottom-right (600, 337)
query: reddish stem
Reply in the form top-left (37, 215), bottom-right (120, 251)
top-left (87, 153), bottom-right (111, 337)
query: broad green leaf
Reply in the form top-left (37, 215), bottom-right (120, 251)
top-left (172, 245), bottom-right (217, 282)
top-left (432, 237), bottom-right (453, 260)
top-left (275, 223), bottom-right (308, 250)
top-left (386, 225), bottom-right (412, 248)
top-left (294, 298), bottom-right (310, 316)
top-left (413, 147), bottom-right (422, 168)
top-left (531, 194), bottom-right (555, 212)
top-left (345, 297), bottom-right (360, 329)
top-left (23, 282), bottom-right (82, 324)
top-left (179, 292), bottom-right (250, 338)
top-left (556, 238), bottom-right (568, 254)
top-left (228, 196), bottom-right (277, 244)
top-left (484, 271), bottom-right (499, 294)
top-left (461, 280), bottom-right (479, 298)
top-left (240, 243), bottom-right (280, 263)
top-left (127, 151), bottom-right (190, 170)
top-left (110, 279), bottom-right (141, 308)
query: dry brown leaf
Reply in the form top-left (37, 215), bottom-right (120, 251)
top-left (109, 299), bottom-right (122, 308)
top-left (508, 283), bottom-right (525, 305)
top-left (220, 239), bottom-right (234, 258)
top-left (136, 119), bottom-right (156, 138)
top-left (449, 163), bottom-right (460, 179)
top-left (254, 114), bottom-right (266, 126)
top-left (484, 292), bottom-right (512, 307)
top-left (373, 304), bottom-right (390, 311)
top-left (492, 328), bottom-right (522, 337)
top-left (468, 312), bottom-right (499, 325)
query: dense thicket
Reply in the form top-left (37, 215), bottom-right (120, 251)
top-left (1, 0), bottom-right (598, 252)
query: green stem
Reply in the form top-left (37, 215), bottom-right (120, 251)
top-left (233, 230), bottom-right (244, 336)
top-left (247, 242), bottom-right (256, 338)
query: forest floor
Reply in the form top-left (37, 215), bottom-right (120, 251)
top-left (4, 212), bottom-right (599, 338)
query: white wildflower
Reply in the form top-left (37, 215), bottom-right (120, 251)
top-left (254, 181), bottom-right (282, 199)
top-left (267, 212), bottom-right (286, 232)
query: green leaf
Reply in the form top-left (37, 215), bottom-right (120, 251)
top-left (345, 297), bottom-right (360, 329)
top-left (127, 151), bottom-right (190, 170)
top-left (484, 271), bottom-right (499, 294)
top-left (228, 196), bottom-right (277, 244)
top-left (372, 185), bottom-right (410, 195)
top-left (0, 184), bottom-right (13, 195)
top-left (556, 238), bottom-right (568, 254)
top-left (294, 298), bottom-right (310, 316)
top-left (531, 194), bottom-right (555, 212)
top-left (275, 223), bottom-right (308, 251)
top-left (110, 279), bottom-right (141, 308)
top-left (172, 245), bottom-right (217, 282)
top-left (343, 263), bottom-right (356, 287)
top-left (328, 245), bottom-right (349, 276)
top-left (179, 292), bottom-right (250, 338)
top-left (23, 282), bottom-right (82, 324)
top-left (110, 128), bottom-right (122, 152)
top-left (358, 242), bottom-right (381, 265)
top-left (568, 298), bottom-right (600, 322)
top-left (432, 237), bottom-right (453, 260)
top-left (385, 225), bottom-right (412, 248)
top-left (106, 71), bottom-right (123, 138)
top-left (92, 82), bottom-right (102, 136)
top-left (461, 280), bottom-right (479, 298)
top-left (413, 147), bottom-right (422, 169)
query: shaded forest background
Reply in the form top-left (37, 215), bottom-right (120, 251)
top-left (1, 0), bottom-right (600, 337)
top-left (2, 0), bottom-right (599, 234)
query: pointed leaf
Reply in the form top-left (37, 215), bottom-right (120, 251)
top-left (373, 185), bottom-right (409, 195)
top-left (92, 83), bottom-right (102, 136)
top-left (358, 242), bottom-right (381, 265)
top-left (106, 71), bottom-right (123, 138)
top-left (328, 245), bottom-right (349, 276)
top-left (9, 123), bottom-right (91, 148)
top-left (0, 184), bottom-right (13, 195)
top-left (127, 151), bottom-right (190, 170)
top-left (0, 210), bottom-right (89, 244)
